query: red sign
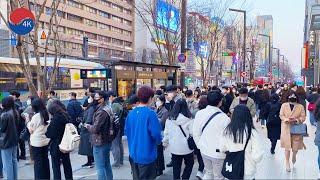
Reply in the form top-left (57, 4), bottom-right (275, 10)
top-left (241, 72), bottom-right (247, 78)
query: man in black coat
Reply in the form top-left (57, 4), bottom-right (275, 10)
top-left (221, 86), bottom-right (233, 116)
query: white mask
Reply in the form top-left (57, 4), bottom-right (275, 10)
top-left (27, 99), bottom-right (31, 106)
top-left (88, 97), bottom-right (93, 104)
top-left (155, 101), bottom-right (163, 108)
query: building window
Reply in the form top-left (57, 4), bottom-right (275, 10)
top-left (99, 0), bottom-right (111, 7)
top-left (123, 8), bottom-right (131, 15)
top-left (85, 6), bottom-right (97, 14)
top-left (112, 4), bottom-right (122, 12)
top-left (123, 19), bottom-right (132, 26)
top-left (124, 41), bottom-right (132, 47)
top-left (86, 32), bottom-right (97, 40)
top-left (112, 27), bottom-right (122, 34)
top-left (46, 7), bottom-right (52, 15)
top-left (66, 28), bottom-right (83, 36)
top-left (84, 19), bottom-right (97, 27)
top-left (68, 0), bottom-right (82, 9)
top-left (112, 15), bottom-right (122, 23)
top-left (67, 14), bottom-right (83, 23)
top-left (123, 30), bottom-right (132, 36)
top-left (98, 23), bottom-right (110, 30)
top-left (112, 38), bottom-right (123, 46)
top-left (57, 10), bottom-right (65, 18)
top-left (98, 35), bottom-right (111, 43)
top-left (65, 42), bottom-right (82, 50)
top-left (99, 11), bottom-right (110, 18)
top-left (88, 46), bottom-right (98, 52)
top-left (113, 50), bottom-right (124, 57)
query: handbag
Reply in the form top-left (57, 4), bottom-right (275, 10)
top-left (290, 123), bottom-right (308, 136)
top-left (20, 127), bottom-right (30, 141)
top-left (178, 125), bottom-right (196, 150)
top-left (221, 132), bottom-right (251, 180)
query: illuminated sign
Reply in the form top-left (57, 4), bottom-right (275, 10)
top-left (155, 0), bottom-right (180, 32)
top-left (80, 69), bottom-right (111, 79)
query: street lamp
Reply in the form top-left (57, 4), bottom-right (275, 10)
top-left (273, 47), bottom-right (280, 81)
top-left (229, 8), bottom-right (246, 83)
top-left (258, 34), bottom-right (272, 78)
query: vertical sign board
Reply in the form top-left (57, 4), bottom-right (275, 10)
top-left (70, 69), bottom-right (83, 88)
top-left (185, 50), bottom-right (196, 73)
top-left (38, 29), bottom-right (48, 46)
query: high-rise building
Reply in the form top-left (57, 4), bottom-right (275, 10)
top-left (0, 1), bottom-right (10, 57)
top-left (23, 0), bottom-right (134, 60)
top-left (257, 15), bottom-right (273, 65)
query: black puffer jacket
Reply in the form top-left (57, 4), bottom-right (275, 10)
top-left (0, 109), bottom-right (19, 149)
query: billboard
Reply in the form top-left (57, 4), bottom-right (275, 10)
top-left (194, 42), bottom-right (208, 58)
top-left (80, 69), bottom-right (111, 79)
top-left (155, 0), bottom-right (180, 32)
top-left (70, 69), bottom-right (83, 88)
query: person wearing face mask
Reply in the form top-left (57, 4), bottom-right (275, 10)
top-left (230, 87), bottom-right (256, 118)
top-left (155, 95), bottom-right (168, 176)
top-left (280, 84), bottom-right (290, 104)
top-left (221, 86), bottom-right (234, 116)
top-left (165, 85), bottom-right (181, 112)
top-left (279, 92), bottom-right (306, 172)
top-left (78, 94), bottom-right (96, 168)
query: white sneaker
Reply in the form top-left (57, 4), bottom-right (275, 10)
top-left (196, 171), bottom-right (204, 179)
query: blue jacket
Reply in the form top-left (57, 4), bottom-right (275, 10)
top-left (125, 106), bottom-right (162, 164)
top-left (67, 99), bottom-right (83, 126)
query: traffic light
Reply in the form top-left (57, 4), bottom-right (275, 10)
top-left (222, 52), bottom-right (236, 56)
top-left (82, 36), bottom-right (88, 58)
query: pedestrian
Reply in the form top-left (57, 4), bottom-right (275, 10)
top-left (10, 90), bottom-right (26, 161)
top-left (221, 86), bottom-right (234, 116)
top-left (78, 94), bottom-right (95, 168)
top-left (279, 92), bottom-right (306, 172)
top-left (307, 87), bottom-right (320, 126)
top-left (255, 85), bottom-right (265, 119)
top-left (314, 101), bottom-right (320, 179)
top-left (259, 88), bottom-right (271, 127)
top-left (0, 97), bottom-right (19, 180)
top-left (67, 92), bottom-right (84, 129)
top-left (185, 90), bottom-right (197, 118)
top-left (280, 84), bottom-right (290, 104)
top-left (46, 100), bottom-right (73, 180)
top-left (125, 86), bottom-right (162, 180)
top-left (193, 91), bottom-right (231, 179)
top-left (128, 94), bottom-right (139, 109)
top-left (230, 87), bottom-right (256, 118)
top-left (108, 91), bottom-right (125, 168)
top-left (220, 105), bottom-right (264, 179)
top-left (155, 94), bottom-right (169, 176)
top-left (84, 91), bottom-right (114, 180)
top-left (83, 87), bottom-right (95, 109)
top-left (296, 86), bottom-right (307, 108)
top-left (193, 95), bottom-right (207, 179)
top-left (21, 96), bottom-right (36, 165)
top-left (46, 90), bottom-right (58, 109)
top-left (163, 99), bottom-right (194, 180)
top-left (27, 98), bottom-right (50, 180)
top-left (261, 94), bottom-right (282, 154)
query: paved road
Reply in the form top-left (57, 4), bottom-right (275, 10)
top-left (18, 115), bottom-right (319, 179)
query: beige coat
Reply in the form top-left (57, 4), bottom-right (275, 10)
top-left (279, 103), bottom-right (306, 151)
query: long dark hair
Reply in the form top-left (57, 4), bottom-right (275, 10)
top-left (2, 96), bottom-right (19, 122)
top-left (224, 105), bottom-right (255, 143)
top-left (32, 98), bottom-right (49, 125)
top-left (169, 99), bottom-right (192, 120)
top-left (48, 100), bottom-right (70, 121)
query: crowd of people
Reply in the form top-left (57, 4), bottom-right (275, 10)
top-left (0, 82), bottom-right (320, 179)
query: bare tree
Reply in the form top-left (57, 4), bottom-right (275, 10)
top-left (0, 0), bottom-right (68, 98)
top-left (132, 0), bottom-right (182, 65)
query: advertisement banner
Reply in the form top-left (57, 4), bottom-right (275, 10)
top-left (70, 69), bottom-right (83, 88)
top-left (185, 50), bottom-right (196, 73)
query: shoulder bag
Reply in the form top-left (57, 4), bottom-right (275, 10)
top-left (201, 112), bottom-right (222, 133)
top-left (178, 125), bottom-right (196, 150)
top-left (221, 132), bottom-right (251, 179)
top-left (290, 123), bottom-right (308, 136)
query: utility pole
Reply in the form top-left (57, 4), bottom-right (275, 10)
top-left (229, 9), bottom-right (246, 83)
top-left (180, 0), bottom-right (187, 87)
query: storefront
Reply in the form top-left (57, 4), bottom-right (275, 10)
top-left (110, 60), bottom-right (180, 98)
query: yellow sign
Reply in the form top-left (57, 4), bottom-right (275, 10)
top-left (40, 31), bottom-right (47, 40)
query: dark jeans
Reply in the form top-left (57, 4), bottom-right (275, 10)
top-left (31, 145), bottom-right (50, 180)
top-left (156, 145), bottom-right (165, 176)
top-left (18, 139), bottom-right (26, 158)
top-left (172, 153), bottom-right (194, 180)
top-left (111, 131), bottom-right (124, 165)
top-left (270, 138), bottom-right (277, 152)
top-left (129, 157), bottom-right (156, 180)
top-left (51, 152), bottom-right (73, 180)
top-left (87, 156), bottom-right (94, 164)
top-left (194, 148), bottom-right (204, 172)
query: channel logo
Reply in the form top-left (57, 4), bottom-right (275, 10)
top-left (8, 8), bottom-right (35, 35)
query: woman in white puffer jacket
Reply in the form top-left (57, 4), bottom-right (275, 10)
top-left (163, 99), bottom-right (194, 180)
top-left (220, 105), bottom-right (264, 179)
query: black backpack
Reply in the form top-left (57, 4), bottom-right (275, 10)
top-left (221, 132), bottom-right (251, 179)
top-left (103, 106), bottom-right (119, 142)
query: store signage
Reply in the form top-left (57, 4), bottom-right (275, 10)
top-left (310, 31), bottom-right (315, 47)
top-left (80, 69), bottom-right (111, 79)
top-left (9, 8), bottom-right (35, 35)
top-left (153, 72), bottom-right (168, 79)
top-left (137, 71), bottom-right (154, 79)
